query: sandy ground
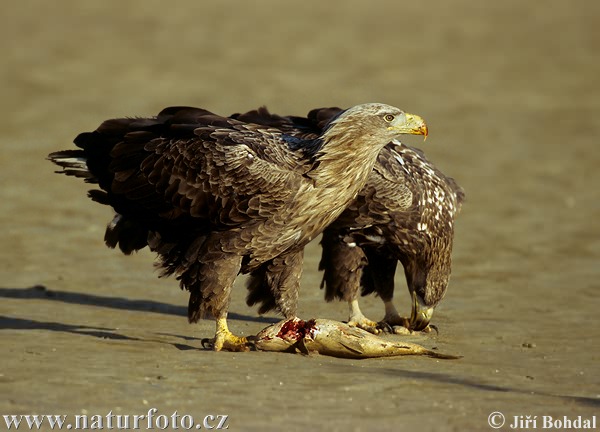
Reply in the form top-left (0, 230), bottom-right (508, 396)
top-left (1, 1), bottom-right (599, 431)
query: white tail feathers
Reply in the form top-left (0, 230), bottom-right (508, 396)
top-left (47, 150), bottom-right (95, 182)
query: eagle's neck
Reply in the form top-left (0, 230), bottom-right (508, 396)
top-left (311, 121), bottom-right (383, 191)
top-left (299, 123), bottom-right (384, 226)
top-left (278, 119), bottom-right (389, 246)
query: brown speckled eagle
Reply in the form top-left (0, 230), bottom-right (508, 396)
top-left (48, 103), bottom-right (427, 351)
top-left (240, 107), bottom-right (464, 333)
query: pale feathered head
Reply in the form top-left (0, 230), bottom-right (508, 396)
top-left (324, 103), bottom-right (428, 145)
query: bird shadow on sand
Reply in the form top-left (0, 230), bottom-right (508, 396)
top-left (0, 285), bottom-right (279, 352)
top-left (0, 314), bottom-right (200, 351)
top-left (0, 285), bottom-right (279, 324)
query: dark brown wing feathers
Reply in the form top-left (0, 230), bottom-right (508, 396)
top-left (50, 108), bottom-right (310, 259)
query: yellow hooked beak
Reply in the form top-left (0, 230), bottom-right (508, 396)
top-left (389, 113), bottom-right (428, 140)
top-left (408, 290), bottom-right (435, 331)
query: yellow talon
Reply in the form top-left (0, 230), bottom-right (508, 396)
top-left (209, 317), bottom-right (251, 352)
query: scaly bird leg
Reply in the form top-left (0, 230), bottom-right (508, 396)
top-left (202, 316), bottom-right (251, 352)
top-left (347, 300), bottom-right (383, 334)
top-left (214, 316), bottom-right (251, 352)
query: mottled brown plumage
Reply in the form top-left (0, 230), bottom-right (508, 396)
top-left (240, 107), bottom-right (463, 333)
top-left (48, 103), bottom-right (428, 350)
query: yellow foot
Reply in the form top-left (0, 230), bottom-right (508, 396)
top-left (348, 315), bottom-right (383, 335)
top-left (201, 317), bottom-right (253, 352)
top-left (202, 331), bottom-right (251, 352)
top-left (217, 331), bottom-right (251, 352)
top-left (348, 300), bottom-right (384, 334)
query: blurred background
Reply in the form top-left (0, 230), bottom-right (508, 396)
top-left (1, 1), bottom-right (598, 430)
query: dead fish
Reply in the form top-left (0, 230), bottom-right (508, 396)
top-left (253, 318), bottom-right (461, 359)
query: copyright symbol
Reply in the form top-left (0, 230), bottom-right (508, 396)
top-left (488, 411), bottom-right (505, 429)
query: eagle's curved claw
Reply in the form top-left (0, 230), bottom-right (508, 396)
top-left (375, 321), bottom-right (395, 334)
top-left (201, 338), bottom-right (214, 350)
top-left (422, 324), bottom-right (439, 335)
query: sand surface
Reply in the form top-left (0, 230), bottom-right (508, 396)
top-left (1, 1), bottom-right (599, 431)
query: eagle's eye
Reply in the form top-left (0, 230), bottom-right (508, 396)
top-left (384, 114), bottom-right (395, 122)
